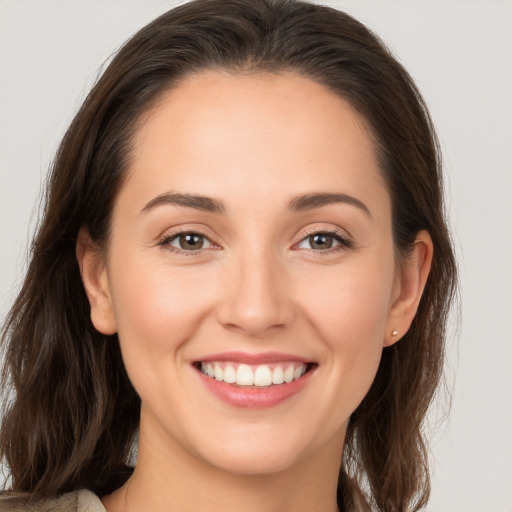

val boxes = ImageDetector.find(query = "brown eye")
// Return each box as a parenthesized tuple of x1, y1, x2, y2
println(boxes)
(296, 231, 351, 251)
(167, 232, 212, 251)
(308, 233, 334, 250)
(180, 234, 204, 250)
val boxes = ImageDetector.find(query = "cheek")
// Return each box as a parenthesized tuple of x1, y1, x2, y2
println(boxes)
(301, 256, 394, 341)
(108, 251, 217, 367)
(298, 257, 394, 406)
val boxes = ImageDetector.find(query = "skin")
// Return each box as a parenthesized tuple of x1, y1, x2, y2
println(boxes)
(77, 71, 432, 512)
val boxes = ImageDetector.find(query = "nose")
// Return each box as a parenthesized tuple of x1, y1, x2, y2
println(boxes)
(215, 249, 295, 338)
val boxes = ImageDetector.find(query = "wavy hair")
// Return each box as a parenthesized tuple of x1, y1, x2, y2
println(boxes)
(0, 1, 457, 510)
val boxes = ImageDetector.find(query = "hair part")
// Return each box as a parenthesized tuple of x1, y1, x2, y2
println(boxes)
(1, 1, 457, 510)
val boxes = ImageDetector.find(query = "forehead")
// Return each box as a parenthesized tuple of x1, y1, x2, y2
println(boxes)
(123, 70, 388, 214)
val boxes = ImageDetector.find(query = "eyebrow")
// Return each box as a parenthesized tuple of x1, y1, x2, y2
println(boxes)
(140, 192, 226, 215)
(288, 193, 371, 217)
(140, 191, 370, 217)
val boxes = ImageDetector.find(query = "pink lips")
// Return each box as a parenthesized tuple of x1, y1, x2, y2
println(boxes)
(193, 351, 316, 409)
(199, 351, 311, 364)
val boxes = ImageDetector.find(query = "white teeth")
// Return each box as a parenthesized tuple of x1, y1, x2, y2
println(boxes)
(236, 364, 254, 386)
(214, 364, 223, 381)
(223, 365, 236, 384)
(272, 366, 284, 385)
(284, 365, 294, 383)
(200, 362, 309, 386)
(254, 365, 272, 387)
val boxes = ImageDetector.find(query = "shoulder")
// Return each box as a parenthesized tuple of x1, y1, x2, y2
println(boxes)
(77, 490, 106, 512)
(0, 489, 105, 512)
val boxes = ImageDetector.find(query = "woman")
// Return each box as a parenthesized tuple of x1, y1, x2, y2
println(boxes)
(0, 0, 457, 510)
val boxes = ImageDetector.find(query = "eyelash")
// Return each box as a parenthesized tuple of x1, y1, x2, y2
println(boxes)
(158, 228, 353, 255)
(158, 229, 217, 256)
(298, 228, 353, 253)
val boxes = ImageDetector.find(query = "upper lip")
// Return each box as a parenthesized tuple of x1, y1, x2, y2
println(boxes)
(195, 351, 313, 365)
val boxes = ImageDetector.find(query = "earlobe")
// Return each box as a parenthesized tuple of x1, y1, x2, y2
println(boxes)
(384, 230, 433, 347)
(76, 227, 117, 335)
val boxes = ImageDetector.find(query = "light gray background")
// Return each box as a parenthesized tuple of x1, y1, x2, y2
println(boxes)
(1, 1, 511, 510)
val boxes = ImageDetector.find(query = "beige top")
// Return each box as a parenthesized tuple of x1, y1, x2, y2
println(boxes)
(0, 489, 105, 512)
(0, 489, 367, 511)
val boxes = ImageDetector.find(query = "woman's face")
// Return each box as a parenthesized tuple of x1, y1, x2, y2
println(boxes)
(83, 71, 418, 476)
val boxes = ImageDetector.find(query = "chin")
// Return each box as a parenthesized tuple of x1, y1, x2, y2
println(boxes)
(188, 424, 323, 477)
(203, 445, 304, 476)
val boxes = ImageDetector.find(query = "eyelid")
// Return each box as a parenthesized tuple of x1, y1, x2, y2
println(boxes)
(157, 226, 221, 254)
(292, 225, 353, 252)
(156, 223, 353, 255)
(168, 233, 213, 250)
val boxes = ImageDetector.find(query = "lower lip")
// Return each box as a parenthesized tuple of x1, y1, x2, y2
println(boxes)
(196, 367, 315, 409)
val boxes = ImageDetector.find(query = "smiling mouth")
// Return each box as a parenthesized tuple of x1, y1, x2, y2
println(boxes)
(194, 361, 316, 388)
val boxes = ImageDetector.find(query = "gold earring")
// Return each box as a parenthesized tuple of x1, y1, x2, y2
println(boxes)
(391, 330, 398, 337)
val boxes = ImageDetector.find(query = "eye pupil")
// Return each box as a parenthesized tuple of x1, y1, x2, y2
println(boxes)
(310, 234, 333, 250)
(180, 233, 203, 250)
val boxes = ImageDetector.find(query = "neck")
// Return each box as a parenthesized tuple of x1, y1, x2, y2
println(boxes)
(102, 410, 344, 512)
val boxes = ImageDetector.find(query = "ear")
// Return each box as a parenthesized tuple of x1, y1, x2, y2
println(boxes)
(76, 227, 117, 335)
(384, 230, 433, 347)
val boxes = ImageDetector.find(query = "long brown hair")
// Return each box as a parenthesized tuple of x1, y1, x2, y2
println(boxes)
(0, 1, 457, 510)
